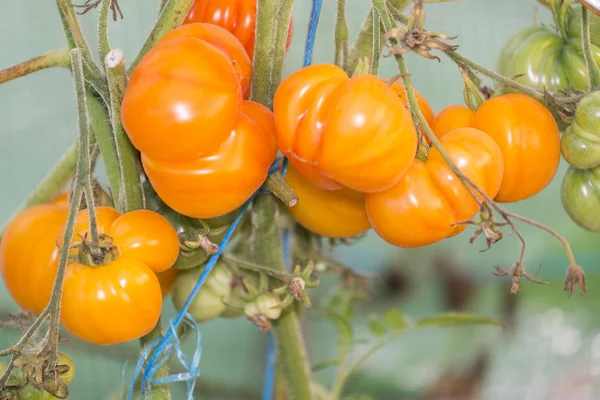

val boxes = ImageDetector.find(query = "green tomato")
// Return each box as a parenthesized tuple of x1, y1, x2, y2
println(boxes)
(498, 6, 600, 92)
(171, 261, 233, 322)
(561, 165, 600, 232)
(561, 91, 600, 168)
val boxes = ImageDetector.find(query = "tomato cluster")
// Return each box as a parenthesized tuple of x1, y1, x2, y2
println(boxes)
(0, 199, 180, 345)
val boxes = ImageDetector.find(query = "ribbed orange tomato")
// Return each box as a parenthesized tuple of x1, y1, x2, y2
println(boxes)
(184, 0, 293, 61)
(366, 128, 504, 248)
(431, 105, 477, 142)
(274, 65, 418, 193)
(0, 203, 68, 314)
(142, 101, 277, 218)
(284, 165, 370, 238)
(121, 23, 251, 162)
(386, 80, 435, 142)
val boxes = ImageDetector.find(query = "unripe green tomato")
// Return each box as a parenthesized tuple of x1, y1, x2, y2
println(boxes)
(561, 91, 600, 168)
(55, 353, 75, 386)
(17, 386, 60, 400)
(244, 293, 282, 320)
(171, 261, 233, 322)
(220, 271, 260, 319)
(498, 6, 600, 92)
(561, 165, 600, 232)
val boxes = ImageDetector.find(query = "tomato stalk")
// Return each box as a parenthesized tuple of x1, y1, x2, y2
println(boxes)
(580, 7, 600, 90)
(128, 0, 196, 73)
(376, 0, 584, 295)
(0, 49, 71, 84)
(262, 172, 299, 208)
(98, 0, 113, 72)
(334, 0, 350, 69)
(371, 7, 382, 75)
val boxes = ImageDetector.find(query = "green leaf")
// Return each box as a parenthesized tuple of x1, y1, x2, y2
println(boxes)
(325, 311, 354, 347)
(416, 312, 503, 329)
(384, 309, 408, 330)
(368, 314, 387, 337)
(312, 357, 340, 372)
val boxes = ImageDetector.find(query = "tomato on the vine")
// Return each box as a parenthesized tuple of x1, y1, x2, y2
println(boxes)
(386, 79, 435, 143)
(561, 165, 600, 232)
(274, 64, 418, 193)
(431, 105, 476, 141)
(184, 0, 293, 61)
(0, 203, 68, 315)
(561, 91, 600, 169)
(284, 165, 370, 238)
(366, 127, 504, 248)
(156, 268, 179, 297)
(142, 101, 277, 219)
(497, 5, 600, 92)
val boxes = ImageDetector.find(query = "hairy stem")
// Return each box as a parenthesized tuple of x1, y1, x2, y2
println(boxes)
(348, 9, 374, 74)
(250, 0, 295, 109)
(581, 7, 600, 90)
(129, 0, 195, 73)
(105, 49, 144, 212)
(262, 172, 298, 208)
(371, 6, 382, 75)
(98, 0, 112, 72)
(334, 0, 350, 68)
(0, 49, 70, 84)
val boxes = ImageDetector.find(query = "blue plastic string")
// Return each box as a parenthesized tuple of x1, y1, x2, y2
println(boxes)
(262, 332, 277, 400)
(303, 0, 324, 67)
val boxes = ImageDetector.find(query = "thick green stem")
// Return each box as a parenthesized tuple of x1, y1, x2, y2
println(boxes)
(581, 7, 600, 90)
(371, 7, 382, 75)
(129, 0, 195, 73)
(250, 196, 313, 400)
(98, 0, 112, 72)
(250, 0, 294, 109)
(262, 172, 298, 208)
(0, 49, 70, 84)
(105, 49, 144, 212)
(334, 0, 350, 68)
(348, 9, 374, 74)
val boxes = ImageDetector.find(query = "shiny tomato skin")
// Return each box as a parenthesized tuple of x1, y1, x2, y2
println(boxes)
(386, 80, 435, 142)
(109, 210, 180, 273)
(366, 127, 504, 248)
(156, 267, 179, 297)
(475, 94, 560, 203)
(61, 257, 162, 345)
(184, 0, 293, 61)
(284, 165, 370, 238)
(121, 25, 245, 162)
(142, 101, 277, 219)
(561, 90, 600, 169)
(432, 105, 477, 141)
(0, 204, 67, 314)
(70, 206, 120, 242)
(561, 165, 600, 232)
(274, 64, 418, 193)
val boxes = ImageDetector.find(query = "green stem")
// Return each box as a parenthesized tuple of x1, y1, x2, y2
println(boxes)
(98, 0, 112, 72)
(0, 49, 70, 84)
(334, 0, 350, 68)
(581, 7, 600, 90)
(250, 196, 313, 400)
(371, 6, 382, 75)
(158, 0, 169, 15)
(105, 49, 144, 212)
(348, 9, 374, 74)
(262, 172, 298, 207)
(129, 0, 195, 73)
(250, 0, 294, 109)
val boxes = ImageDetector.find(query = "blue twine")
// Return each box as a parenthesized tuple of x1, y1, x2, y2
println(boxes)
(303, 0, 324, 67)
(130, 0, 325, 395)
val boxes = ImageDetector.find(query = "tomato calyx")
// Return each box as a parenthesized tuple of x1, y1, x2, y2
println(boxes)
(564, 264, 587, 296)
(70, 233, 120, 267)
(453, 203, 506, 252)
(12, 350, 74, 399)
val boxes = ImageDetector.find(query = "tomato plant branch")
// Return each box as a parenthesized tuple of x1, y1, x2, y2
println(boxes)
(222, 253, 294, 281)
(105, 49, 144, 213)
(0, 49, 70, 84)
(128, 0, 195, 73)
(348, 9, 375, 74)
(335, 0, 350, 69)
(581, 7, 600, 90)
(371, 7, 382, 75)
(262, 172, 298, 208)
(98, 0, 112, 72)
(251, 0, 295, 109)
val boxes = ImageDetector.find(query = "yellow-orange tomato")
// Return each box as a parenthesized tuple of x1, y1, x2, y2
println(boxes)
(142, 101, 277, 218)
(274, 64, 418, 193)
(0, 204, 68, 314)
(431, 105, 477, 142)
(52, 192, 70, 207)
(284, 165, 370, 238)
(366, 128, 504, 248)
(61, 257, 162, 345)
(184, 0, 293, 61)
(386, 79, 435, 141)
(157, 268, 179, 297)
(475, 94, 560, 202)
(121, 23, 250, 162)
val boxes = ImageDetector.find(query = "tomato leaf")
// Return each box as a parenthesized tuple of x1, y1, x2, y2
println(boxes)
(368, 314, 387, 337)
(384, 309, 408, 331)
(416, 312, 503, 329)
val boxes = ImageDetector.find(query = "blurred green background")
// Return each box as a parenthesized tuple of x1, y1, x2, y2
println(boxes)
(1, 0, 600, 399)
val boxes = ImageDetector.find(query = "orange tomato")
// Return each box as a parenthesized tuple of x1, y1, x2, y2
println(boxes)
(184, 0, 294, 61)
(386, 79, 435, 141)
(52, 192, 70, 207)
(274, 64, 418, 193)
(156, 268, 179, 297)
(0, 203, 68, 314)
(121, 23, 250, 162)
(61, 257, 162, 345)
(284, 165, 370, 238)
(431, 105, 477, 142)
(142, 101, 277, 218)
(475, 94, 560, 202)
(366, 128, 504, 248)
